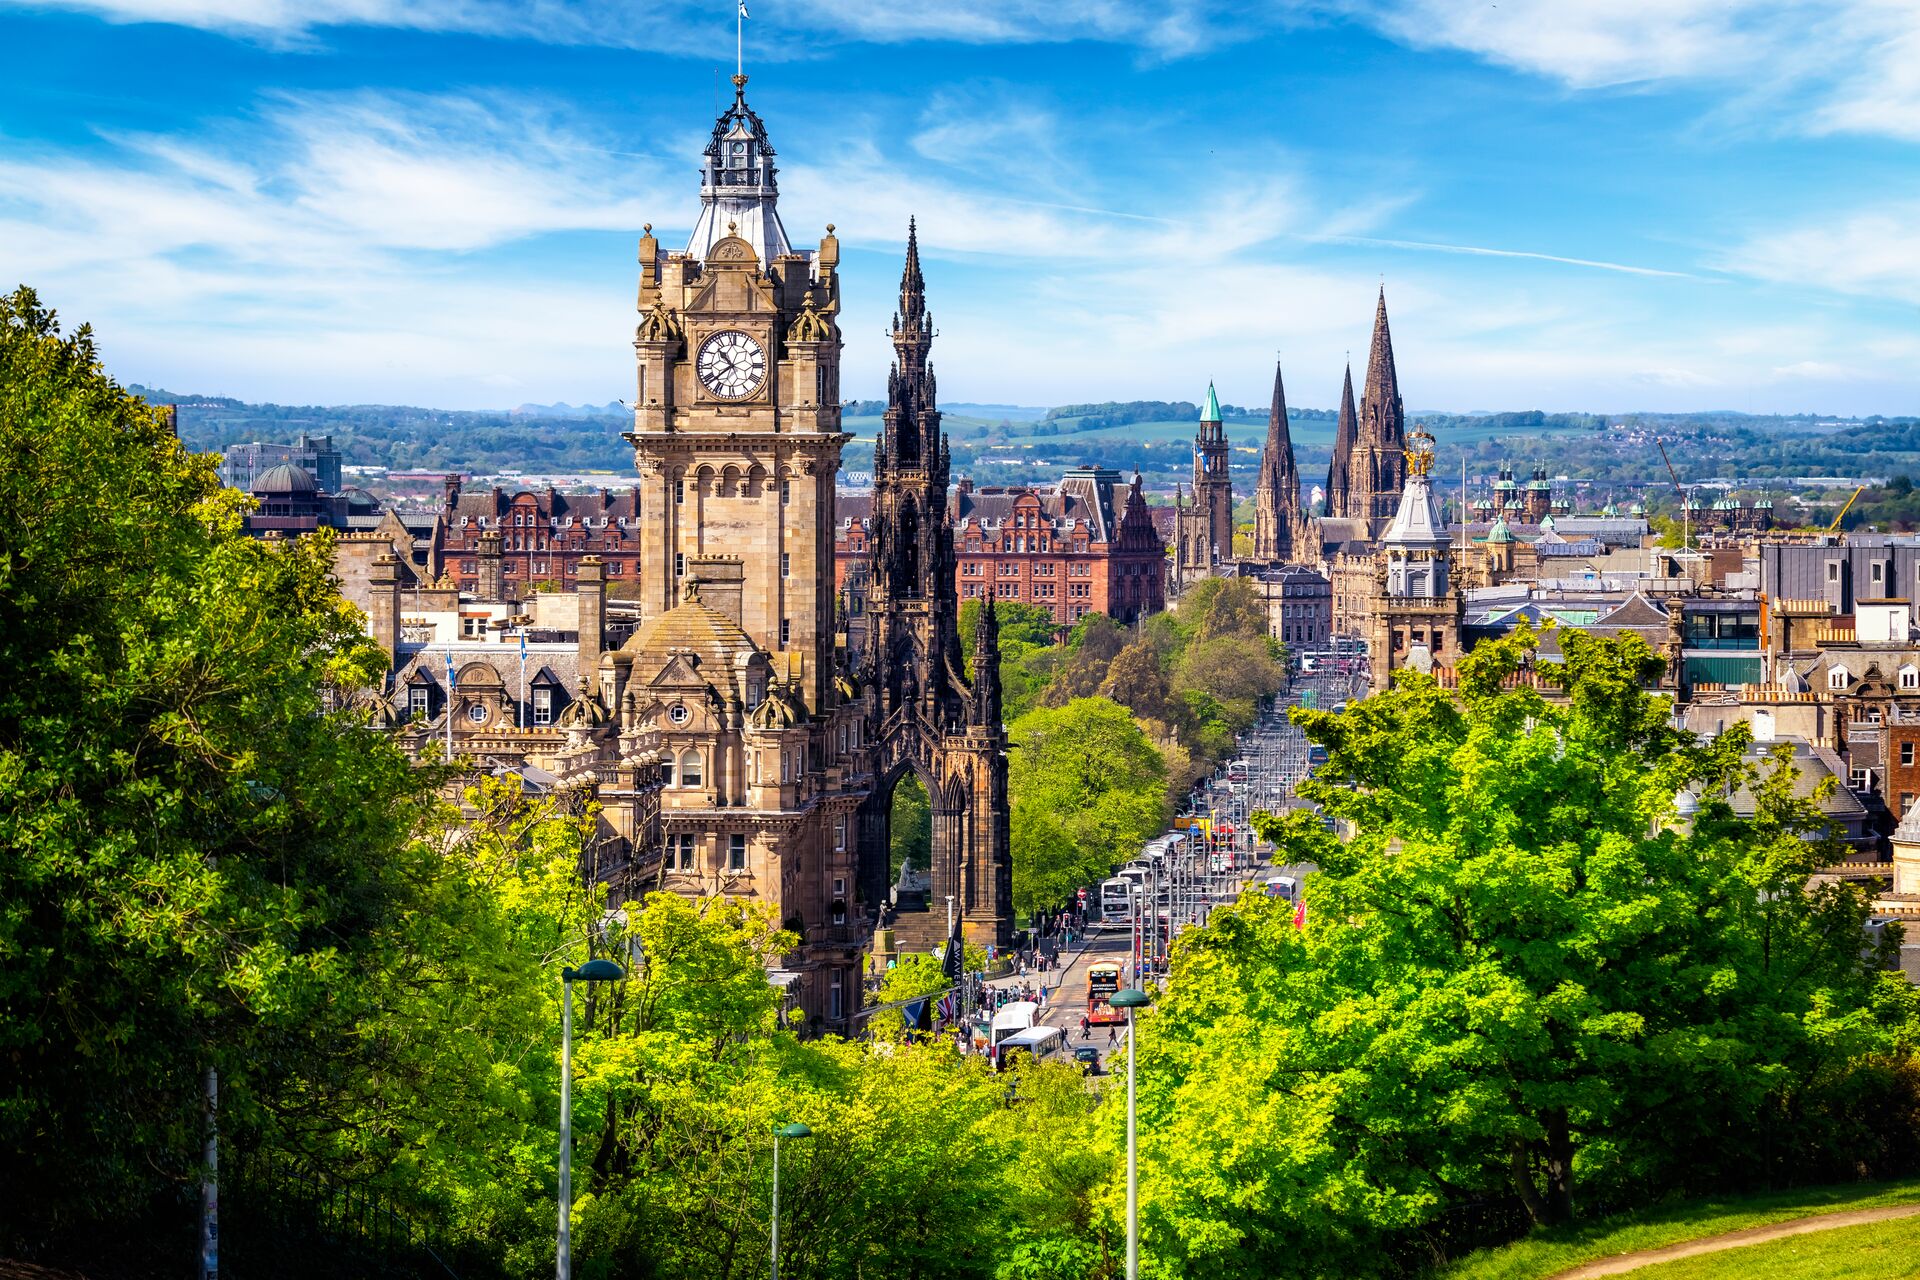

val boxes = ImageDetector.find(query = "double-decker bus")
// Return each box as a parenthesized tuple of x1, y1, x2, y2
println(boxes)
(1086, 960, 1126, 1025)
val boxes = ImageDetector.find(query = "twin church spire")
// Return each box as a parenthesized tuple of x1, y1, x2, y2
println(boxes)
(1324, 287, 1407, 528)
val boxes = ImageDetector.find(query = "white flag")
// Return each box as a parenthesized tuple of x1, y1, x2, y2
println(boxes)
(738, 2, 749, 15)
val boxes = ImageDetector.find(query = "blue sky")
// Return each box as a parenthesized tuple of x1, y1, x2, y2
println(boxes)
(2, 1, 1917, 416)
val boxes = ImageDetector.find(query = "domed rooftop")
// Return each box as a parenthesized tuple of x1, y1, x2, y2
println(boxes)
(621, 583, 761, 673)
(253, 462, 318, 495)
(1486, 515, 1515, 544)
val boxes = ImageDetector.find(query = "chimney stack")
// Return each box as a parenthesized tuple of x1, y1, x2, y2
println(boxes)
(577, 556, 605, 692)
(369, 553, 402, 672)
(476, 529, 504, 602)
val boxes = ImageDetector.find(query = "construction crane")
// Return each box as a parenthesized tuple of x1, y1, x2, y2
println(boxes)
(1826, 485, 1866, 534)
(1655, 439, 1692, 552)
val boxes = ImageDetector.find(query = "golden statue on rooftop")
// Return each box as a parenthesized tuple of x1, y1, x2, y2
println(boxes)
(1406, 425, 1436, 479)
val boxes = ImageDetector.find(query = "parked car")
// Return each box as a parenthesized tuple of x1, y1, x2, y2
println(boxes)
(1073, 1045, 1102, 1075)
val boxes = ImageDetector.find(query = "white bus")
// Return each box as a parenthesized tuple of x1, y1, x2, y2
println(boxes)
(997, 1025, 1066, 1071)
(1098, 877, 1135, 925)
(989, 1001, 1040, 1048)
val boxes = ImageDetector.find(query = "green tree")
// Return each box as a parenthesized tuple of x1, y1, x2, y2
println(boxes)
(962, 598, 1062, 721)
(1098, 637, 1172, 725)
(891, 773, 932, 879)
(0, 287, 435, 1242)
(1008, 698, 1167, 915)
(1116, 628, 1918, 1278)
(1041, 614, 1129, 707)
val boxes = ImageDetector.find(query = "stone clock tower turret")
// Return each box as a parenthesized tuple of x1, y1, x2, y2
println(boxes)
(626, 74, 845, 714)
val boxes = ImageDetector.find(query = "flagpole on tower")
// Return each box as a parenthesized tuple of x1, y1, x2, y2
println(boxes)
(737, 1, 747, 79)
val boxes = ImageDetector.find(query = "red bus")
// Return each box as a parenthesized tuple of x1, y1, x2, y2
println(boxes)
(1086, 960, 1126, 1025)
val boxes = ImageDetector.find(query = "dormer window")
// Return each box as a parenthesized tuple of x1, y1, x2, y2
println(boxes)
(1902, 666, 1919, 691)
(408, 686, 430, 717)
(1830, 666, 1850, 691)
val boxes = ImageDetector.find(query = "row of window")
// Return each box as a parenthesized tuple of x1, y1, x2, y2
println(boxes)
(406, 687, 559, 724)
(965, 540, 1090, 554)
(676, 479, 792, 503)
(1828, 667, 1920, 691)
(667, 832, 748, 871)
(465, 513, 632, 530)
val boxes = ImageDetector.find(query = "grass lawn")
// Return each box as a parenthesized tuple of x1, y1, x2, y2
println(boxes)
(1439, 1179, 1920, 1280)
(1617, 1213, 1920, 1278)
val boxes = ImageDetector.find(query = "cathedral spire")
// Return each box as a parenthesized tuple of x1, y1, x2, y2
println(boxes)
(1327, 363, 1356, 518)
(1362, 287, 1404, 449)
(1253, 359, 1304, 562)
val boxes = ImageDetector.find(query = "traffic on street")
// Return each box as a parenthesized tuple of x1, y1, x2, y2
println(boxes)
(979, 649, 1366, 1077)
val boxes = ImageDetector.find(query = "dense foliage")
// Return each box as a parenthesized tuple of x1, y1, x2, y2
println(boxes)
(976, 580, 1285, 918)
(0, 287, 439, 1251)
(1119, 628, 1920, 1277)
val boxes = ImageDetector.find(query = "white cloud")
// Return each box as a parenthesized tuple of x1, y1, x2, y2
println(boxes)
(1349, 0, 1780, 89)
(0, 0, 1274, 56)
(1343, 0, 1920, 146)
(1719, 202, 1920, 306)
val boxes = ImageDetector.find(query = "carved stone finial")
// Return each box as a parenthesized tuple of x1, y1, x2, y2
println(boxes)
(826, 223, 835, 234)
(643, 222, 652, 233)
(727, 219, 738, 235)
(683, 578, 701, 603)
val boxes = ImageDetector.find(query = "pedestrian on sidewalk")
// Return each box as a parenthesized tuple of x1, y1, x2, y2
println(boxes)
(1107, 1025, 1118, 1046)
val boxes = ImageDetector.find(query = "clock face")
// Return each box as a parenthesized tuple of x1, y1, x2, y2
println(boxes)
(696, 329, 767, 400)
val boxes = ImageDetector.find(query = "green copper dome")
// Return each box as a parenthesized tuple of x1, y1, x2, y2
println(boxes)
(1487, 515, 1515, 544)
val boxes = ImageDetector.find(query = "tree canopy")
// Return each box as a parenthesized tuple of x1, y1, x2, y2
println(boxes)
(1007, 698, 1168, 915)
(0, 286, 437, 1237)
(1117, 628, 1920, 1278)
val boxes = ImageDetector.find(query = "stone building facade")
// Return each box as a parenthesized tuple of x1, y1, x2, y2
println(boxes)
(1246, 562, 1333, 650)
(363, 76, 1013, 1026)
(435, 484, 647, 597)
(835, 465, 1166, 635)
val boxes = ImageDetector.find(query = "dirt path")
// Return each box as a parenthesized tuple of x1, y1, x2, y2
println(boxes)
(1546, 1201, 1920, 1278)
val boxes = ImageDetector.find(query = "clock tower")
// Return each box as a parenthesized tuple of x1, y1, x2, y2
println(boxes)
(627, 73, 845, 712)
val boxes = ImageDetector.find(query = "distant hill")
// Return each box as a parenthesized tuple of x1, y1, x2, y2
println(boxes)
(129, 384, 1916, 497)
(511, 400, 625, 418)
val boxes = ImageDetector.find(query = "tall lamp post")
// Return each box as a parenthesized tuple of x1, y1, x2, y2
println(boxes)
(558, 958, 625, 1280)
(771, 1121, 813, 1280)
(1111, 987, 1151, 1280)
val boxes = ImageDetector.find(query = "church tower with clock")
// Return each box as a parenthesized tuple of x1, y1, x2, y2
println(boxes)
(627, 73, 845, 714)
(598, 72, 1013, 1027)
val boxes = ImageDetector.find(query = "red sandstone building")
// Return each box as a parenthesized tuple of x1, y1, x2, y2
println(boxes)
(836, 465, 1167, 633)
(436, 481, 646, 596)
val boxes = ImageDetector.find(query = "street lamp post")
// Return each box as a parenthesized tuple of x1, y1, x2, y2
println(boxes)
(1111, 987, 1151, 1280)
(771, 1121, 813, 1280)
(558, 958, 625, 1280)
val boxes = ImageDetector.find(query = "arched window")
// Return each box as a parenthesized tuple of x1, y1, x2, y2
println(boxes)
(679, 751, 704, 787)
